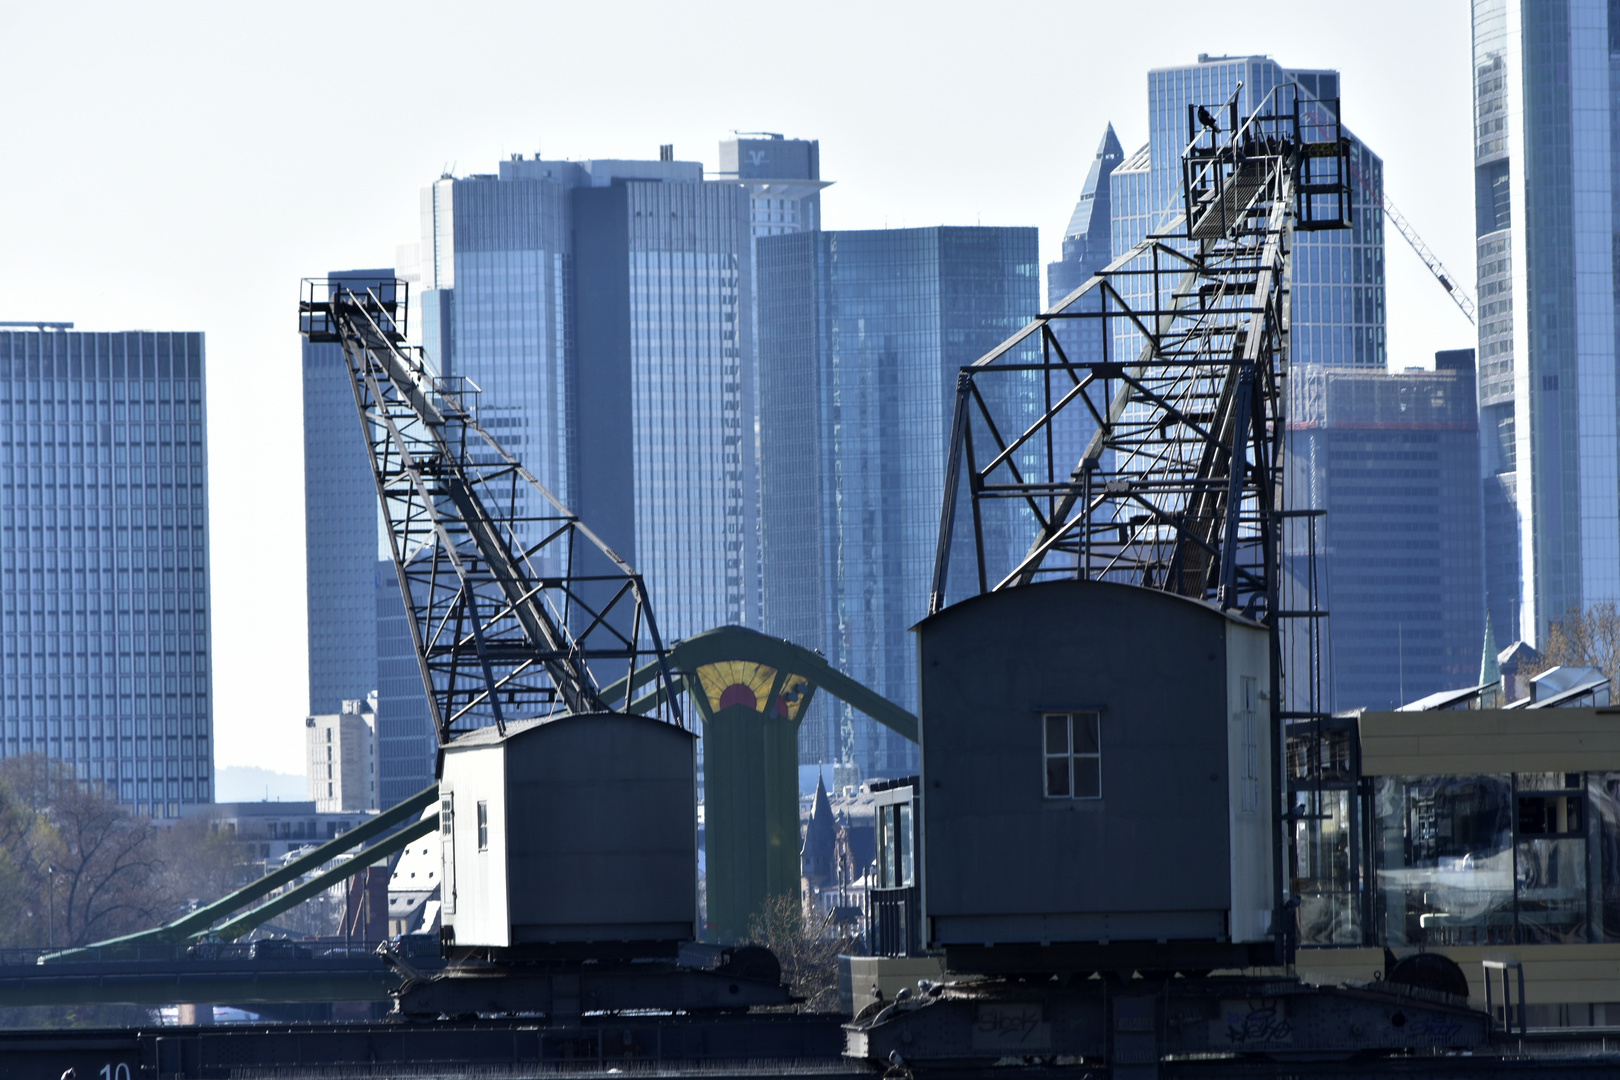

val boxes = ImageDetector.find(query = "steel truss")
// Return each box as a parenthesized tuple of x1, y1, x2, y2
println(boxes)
(929, 84, 1351, 623)
(299, 280, 684, 744)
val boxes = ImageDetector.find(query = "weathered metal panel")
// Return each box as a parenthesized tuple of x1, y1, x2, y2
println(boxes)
(702, 707, 801, 942)
(500, 712, 696, 943)
(439, 741, 510, 947)
(1225, 621, 1274, 943)
(917, 580, 1264, 949)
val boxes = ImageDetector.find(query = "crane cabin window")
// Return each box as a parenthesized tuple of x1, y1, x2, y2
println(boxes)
(1044, 712, 1101, 799)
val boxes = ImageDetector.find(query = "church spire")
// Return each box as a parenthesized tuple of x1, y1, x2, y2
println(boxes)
(1479, 611, 1501, 688)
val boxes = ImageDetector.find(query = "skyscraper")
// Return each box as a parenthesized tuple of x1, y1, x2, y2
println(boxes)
(1047, 124, 1123, 304)
(1471, 0, 1620, 644)
(1045, 124, 1125, 487)
(1286, 354, 1486, 710)
(0, 327, 213, 818)
(375, 555, 434, 806)
(757, 227, 1041, 781)
(718, 135, 827, 239)
(1111, 56, 1386, 370)
(304, 269, 438, 805)
(302, 269, 390, 718)
(416, 142, 819, 645)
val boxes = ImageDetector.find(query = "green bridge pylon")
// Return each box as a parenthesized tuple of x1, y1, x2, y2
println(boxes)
(601, 625, 917, 943)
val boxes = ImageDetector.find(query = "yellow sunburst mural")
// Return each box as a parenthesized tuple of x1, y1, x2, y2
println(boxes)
(694, 661, 812, 721)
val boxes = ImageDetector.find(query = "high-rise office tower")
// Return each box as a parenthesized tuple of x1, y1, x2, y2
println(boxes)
(1471, 0, 1620, 643)
(302, 269, 390, 718)
(1286, 353, 1486, 710)
(416, 142, 818, 644)
(718, 135, 827, 239)
(1045, 124, 1125, 487)
(304, 269, 437, 805)
(375, 555, 434, 806)
(0, 327, 213, 818)
(1111, 56, 1386, 370)
(1048, 124, 1123, 304)
(757, 227, 1041, 782)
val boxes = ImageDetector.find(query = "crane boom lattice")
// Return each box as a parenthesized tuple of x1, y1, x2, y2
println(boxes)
(1382, 194, 1477, 324)
(299, 281, 684, 744)
(930, 84, 1352, 625)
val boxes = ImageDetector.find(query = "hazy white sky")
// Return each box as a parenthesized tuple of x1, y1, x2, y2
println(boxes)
(0, 0, 1476, 775)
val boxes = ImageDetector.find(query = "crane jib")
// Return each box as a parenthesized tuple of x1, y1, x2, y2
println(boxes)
(297, 279, 685, 745)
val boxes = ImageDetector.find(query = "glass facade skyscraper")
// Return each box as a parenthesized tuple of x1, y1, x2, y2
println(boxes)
(1471, 0, 1620, 644)
(718, 136, 826, 239)
(0, 328, 212, 818)
(757, 227, 1041, 782)
(1111, 56, 1386, 371)
(304, 269, 437, 805)
(375, 556, 434, 806)
(302, 269, 391, 719)
(416, 146, 823, 645)
(1044, 124, 1124, 495)
(1286, 354, 1486, 711)
(1048, 124, 1123, 304)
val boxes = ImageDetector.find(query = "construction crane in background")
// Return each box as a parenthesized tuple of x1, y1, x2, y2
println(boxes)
(1382, 193, 1477, 324)
(1343, 151, 1477, 325)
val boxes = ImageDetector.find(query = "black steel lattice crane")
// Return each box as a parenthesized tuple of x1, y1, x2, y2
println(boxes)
(930, 82, 1351, 626)
(298, 282, 684, 750)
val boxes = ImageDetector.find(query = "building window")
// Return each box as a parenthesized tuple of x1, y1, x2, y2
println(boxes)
(477, 801, 489, 851)
(876, 801, 914, 887)
(1044, 712, 1101, 799)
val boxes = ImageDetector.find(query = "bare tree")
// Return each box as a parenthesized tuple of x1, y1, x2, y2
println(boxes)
(747, 893, 857, 1013)
(1528, 602, 1620, 687)
(0, 756, 169, 946)
(153, 816, 253, 910)
(0, 756, 244, 949)
(50, 782, 169, 946)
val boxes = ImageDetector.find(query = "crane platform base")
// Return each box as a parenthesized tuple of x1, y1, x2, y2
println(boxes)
(845, 973, 1490, 1075)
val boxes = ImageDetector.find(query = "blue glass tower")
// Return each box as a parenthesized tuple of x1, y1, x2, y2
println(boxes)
(1047, 124, 1123, 304)
(304, 269, 438, 803)
(1110, 56, 1385, 370)
(1471, 0, 1620, 645)
(375, 556, 434, 805)
(1044, 124, 1124, 505)
(418, 149, 817, 644)
(0, 327, 212, 818)
(757, 227, 1041, 782)
(1286, 354, 1486, 709)
(302, 269, 390, 718)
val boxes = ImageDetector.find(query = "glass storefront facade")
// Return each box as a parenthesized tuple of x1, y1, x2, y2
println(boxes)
(1290, 721, 1620, 947)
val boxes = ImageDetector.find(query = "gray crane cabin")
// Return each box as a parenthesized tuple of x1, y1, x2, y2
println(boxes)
(915, 579, 1275, 973)
(437, 712, 697, 954)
